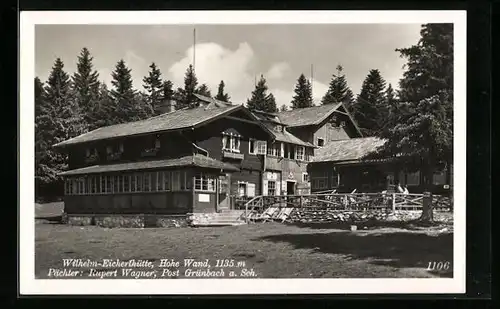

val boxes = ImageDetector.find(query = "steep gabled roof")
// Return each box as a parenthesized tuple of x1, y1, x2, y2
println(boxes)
(58, 154, 239, 176)
(53, 99, 278, 148)
(276, 103, 342, 127)
(312, 137, 387, 163)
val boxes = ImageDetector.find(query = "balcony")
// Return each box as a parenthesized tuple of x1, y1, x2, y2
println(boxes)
(107, 152, 122, 161)
(223, 150, 244, 160)
(84, 154, 99, 164)
(141, 148, 159, 158)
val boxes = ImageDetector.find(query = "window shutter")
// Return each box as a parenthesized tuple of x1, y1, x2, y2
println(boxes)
(262, 180, 268, 196)
(247, 183, 256, 197)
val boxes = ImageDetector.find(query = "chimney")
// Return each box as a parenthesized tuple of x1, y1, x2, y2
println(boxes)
(157, 100, 177, 114)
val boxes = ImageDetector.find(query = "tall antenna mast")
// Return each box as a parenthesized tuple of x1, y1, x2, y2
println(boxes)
(193, 28, 196, 72)
(310, 64, 314, 101)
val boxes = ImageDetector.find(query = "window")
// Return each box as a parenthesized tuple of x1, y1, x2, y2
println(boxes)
(305, 148, 313, 162)
(330, 171, 340, 188)
(123, 175, 130, 192)
(137, 174, 144, 191)
(238, 182, 247, 197)
(340, 121, 346, 127)
(101, 176, 106, 193)
(91, 176, 97, 194)
(157, 172, 163, 191)
(433, 170, 447, 185)
(311, 171, 329, 190)
(295, 146, 305, 161)
(163, 171, 171, 191)
(155, 138, 161, 149)
(172, 171, 181, 191)
(302, 173, 309, 182)
(256, 140, 267, 155)
(267, 142, 282, 157)
(222, 133, 241, 152)
(194, 173, 216, 192)
(180, 172, 187, 191)
(267, 181, 276, 196)
(406, 171, 421, 186)
(249, 139, 256, 155)
(130, 175, 136, 192)
(106, 146, 112, 154)
(119, 143, 124, 153)
(317, 138, 325, 147)
(143, 173, 151, 191)
(85, 148, 91, 157)
(113, 175, 120, 193)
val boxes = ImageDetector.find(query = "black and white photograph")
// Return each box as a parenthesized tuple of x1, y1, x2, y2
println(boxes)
(20, 11, 466, 294)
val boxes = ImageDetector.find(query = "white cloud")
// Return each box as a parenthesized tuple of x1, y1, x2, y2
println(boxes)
(167, 42, 332, 108)
(168, 42, 255, 103)
(266, 62, 291, 80)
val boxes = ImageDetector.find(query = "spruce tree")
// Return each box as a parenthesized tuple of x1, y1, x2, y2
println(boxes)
(265, 93, 278, 113)
(110, 59, 138, 122)
(91, 82, 117, 128)
(246, 75, 277, 113)
(379, 24, 453, 221)
(36, 58, 86, 198)
(215, 80, 230, 102)
(352, 69, 387, 136)
(175, 64, 198, 108)
(196, 83, 212, 97)
(321, 65, 353, 105)
(72, 47, 100, 125)
(280, 104, 288, 112)
(291, 73, 313, 109)
(142, 62, 163, 115)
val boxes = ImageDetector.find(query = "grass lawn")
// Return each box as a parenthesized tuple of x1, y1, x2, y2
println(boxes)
(35, 203, 453, 279)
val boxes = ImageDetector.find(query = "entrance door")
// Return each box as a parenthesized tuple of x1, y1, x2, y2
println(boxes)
(217, 174, 230, 211)
(287, 181, 296, 195)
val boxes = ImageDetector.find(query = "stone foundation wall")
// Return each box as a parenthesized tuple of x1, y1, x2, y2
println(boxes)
(287, 209, 453, 224)
(64, 213, 188, 228)
(186, 213, 219, 226)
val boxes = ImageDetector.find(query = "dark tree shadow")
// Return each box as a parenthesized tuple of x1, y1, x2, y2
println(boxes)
(255, 231, 453, 277)
(35, 215, 64, 224)
(285, 219, 451, 231)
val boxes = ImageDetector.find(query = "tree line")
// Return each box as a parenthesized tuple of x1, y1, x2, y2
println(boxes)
(35, 23, 452, 202)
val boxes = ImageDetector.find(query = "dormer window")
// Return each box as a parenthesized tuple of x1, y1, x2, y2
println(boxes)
(317, 138, 325, 147)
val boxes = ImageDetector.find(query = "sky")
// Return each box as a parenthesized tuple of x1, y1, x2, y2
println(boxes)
(35, 24, 422, 108)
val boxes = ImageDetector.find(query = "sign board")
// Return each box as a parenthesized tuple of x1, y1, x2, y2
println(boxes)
(288, 172, 294, 179)
(198, 194, 210, 203)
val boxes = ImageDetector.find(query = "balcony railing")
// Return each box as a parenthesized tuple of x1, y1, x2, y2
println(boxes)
(223, 150, 244, 160)
(107, 152, 122, 161)
(84, 154, 99, 164)
(141, 148, 159, 157)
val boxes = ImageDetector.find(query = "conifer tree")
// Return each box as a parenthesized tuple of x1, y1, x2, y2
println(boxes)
(110, 59, 139, 122)
(175, 64, 198, 108)
(90, 82, 117, 128)
(291, 73, 313, 109)
(215, 80, 230, 102)
(379, 24, 453, 221)
(142, 62, 164, 115)
(36, 58, 86, 198)
(352, 69, 388, 136)
(321, 65, 354, 105)
(246, 75, 277, 113)
(72, 47, 100, 125)
(280, 104, 288, 112)
(196, 83, 212, 97)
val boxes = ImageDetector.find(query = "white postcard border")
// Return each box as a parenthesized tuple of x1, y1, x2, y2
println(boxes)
(20, 10, 467, 295)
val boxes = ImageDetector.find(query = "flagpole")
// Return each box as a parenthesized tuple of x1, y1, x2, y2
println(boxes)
(310, 64, 314, 102)
(193, 28, 196, 72)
